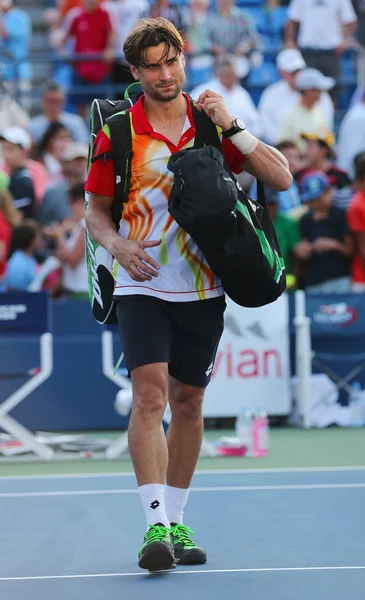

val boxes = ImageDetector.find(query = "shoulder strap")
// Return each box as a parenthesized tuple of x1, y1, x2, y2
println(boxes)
(106, 110, 133, 229)
(189, 97, 222, 151)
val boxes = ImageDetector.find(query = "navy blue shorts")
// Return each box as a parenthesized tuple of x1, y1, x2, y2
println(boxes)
(115, 294, 226, 388)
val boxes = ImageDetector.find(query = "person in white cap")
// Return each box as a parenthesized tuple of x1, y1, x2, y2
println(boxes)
(277, 68, 335, 153)
(258, 49, 334, 145)
(0, 127, 36, 219)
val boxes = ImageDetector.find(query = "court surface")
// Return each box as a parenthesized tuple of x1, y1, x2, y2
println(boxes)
(1, 467, 365, 600)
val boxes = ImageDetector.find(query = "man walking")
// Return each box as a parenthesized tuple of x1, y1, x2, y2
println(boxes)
(85, 17, 291, 572)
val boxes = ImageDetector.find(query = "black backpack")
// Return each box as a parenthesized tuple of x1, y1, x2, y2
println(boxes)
(85, 83, 223, 324)
(167, 144, 286, 307)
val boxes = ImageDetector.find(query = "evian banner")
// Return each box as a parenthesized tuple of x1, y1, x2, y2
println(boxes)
(204, 294, 291, 417)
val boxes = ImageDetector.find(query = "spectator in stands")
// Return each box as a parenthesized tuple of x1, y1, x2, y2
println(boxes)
(347, 155, 365, 292)
(1, 220, 40, 291)
(29, 83, 89, 145)
(0, 0, 32, 110)
(353, 1, 365, 89)
(144, 0, 188, 35)
(60, 0, 116, 119)
(297, 130, 352, 209)
(251, 140, 303, 215)
(36, 122, 72, 182)
(206, 0, 262, 80)
(185, 0, 212, 88)
(0, 128, 36, 220)
(103, 0, 148, 92)
(39, 142, 88, 225)
(189, 55, 262, 137)
(277, 68, 335, 153)
(265, 186, 302, 286)
(0, 187, 21, 286)
(296, 172, 352, 293)
(337, 92, 365, 179)
(285, 0, 357, 83)
(43, 182, 88, 298)
(258, 49, 334, 145)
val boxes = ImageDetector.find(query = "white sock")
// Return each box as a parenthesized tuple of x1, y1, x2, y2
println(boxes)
(165, 485, 190, 525)
(139, 483, 170, 529)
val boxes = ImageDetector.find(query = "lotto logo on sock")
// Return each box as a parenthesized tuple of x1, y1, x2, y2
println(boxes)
(150, 500, 160, 509)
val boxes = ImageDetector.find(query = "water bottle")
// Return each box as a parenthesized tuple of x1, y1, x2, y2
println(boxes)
(349, 382, 365, 427)
(252, 407, 269, 457)
(235, 407, 253, 456)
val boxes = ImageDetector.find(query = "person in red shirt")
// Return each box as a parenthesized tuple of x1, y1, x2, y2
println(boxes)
(347, 155, 365, 292)
(0, 187, 22, 284)
(61, 0, 116, 118)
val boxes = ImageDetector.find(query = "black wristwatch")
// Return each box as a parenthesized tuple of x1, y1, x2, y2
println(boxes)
(222, 118, 246, 139)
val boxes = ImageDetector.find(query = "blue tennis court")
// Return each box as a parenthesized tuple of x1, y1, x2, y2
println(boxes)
(1, 467, 365, 599)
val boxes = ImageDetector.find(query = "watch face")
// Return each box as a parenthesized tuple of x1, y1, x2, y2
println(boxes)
(234, 118, 245, 130)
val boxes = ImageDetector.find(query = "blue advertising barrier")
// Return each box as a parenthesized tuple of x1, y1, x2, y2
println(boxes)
(289, 293, 365, 404)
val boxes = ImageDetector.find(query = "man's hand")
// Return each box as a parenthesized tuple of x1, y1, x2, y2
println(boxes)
(113, 238, 161, 282)
(195, 89, 233, 131)
(312, 237, 339, 253)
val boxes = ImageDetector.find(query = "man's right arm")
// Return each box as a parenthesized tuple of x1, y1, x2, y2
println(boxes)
(85, 192, 120, 255)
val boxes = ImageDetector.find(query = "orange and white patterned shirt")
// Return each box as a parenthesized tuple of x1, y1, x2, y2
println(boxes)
(85, 93, 246, 302)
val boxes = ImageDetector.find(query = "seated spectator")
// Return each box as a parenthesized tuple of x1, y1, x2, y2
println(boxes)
(185, 0, 212, 88)
(251, 140, 303, 216)
(0, 128, 36, 220)
(0, 188, 21, 286)
(29, 83, 89, 145)
(43, 182, 88, 298)
(36, 122, 72, 181)
(39, 142, 88, 225)
(258, 49, 334, 145)
(347, 155, 365, 293)
(190, 56, 262, 137)
(0, 0, 32, 110)
(206, 0, 262, 80)
(60, 0, 116, 119)
(1, 220, 40, 291)
(337, 92, 365, 180)
(296, 172, 352, 294)
(265, 186, 302, 289)
(277, 68, 335, 153)
(144, 0, 188, 35)
(297, 130, 352, 209)
(102, 0, 148, 93)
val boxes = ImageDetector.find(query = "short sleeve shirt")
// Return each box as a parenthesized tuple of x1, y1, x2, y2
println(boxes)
(85, 93, 246, 302)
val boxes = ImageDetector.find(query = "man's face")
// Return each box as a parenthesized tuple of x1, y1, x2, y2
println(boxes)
(2, 141, 26, 170)
(303, 89, 322, 104)
(281, 146, 301, 175)
(62, 157, 87, 179)
(305, 139, 324, 165)
(43, 90, 64, 117)
(281, 69, 300, 89)
(219, 65, 236, 90)
(131, 43, 186, 102)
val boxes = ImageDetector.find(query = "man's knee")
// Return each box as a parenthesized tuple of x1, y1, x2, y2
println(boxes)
(131, 364, 168, 416)
(170, 381, 205, 420)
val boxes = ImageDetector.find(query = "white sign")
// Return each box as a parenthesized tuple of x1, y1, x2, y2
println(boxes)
(204, 294, 291, 417)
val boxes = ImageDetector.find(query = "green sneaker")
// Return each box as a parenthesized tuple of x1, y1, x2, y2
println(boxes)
(170, 523, 207, 565)
(138, 524, 176, 571)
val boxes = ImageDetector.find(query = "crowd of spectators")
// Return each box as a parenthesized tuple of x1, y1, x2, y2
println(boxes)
(1, 0, 365, 297)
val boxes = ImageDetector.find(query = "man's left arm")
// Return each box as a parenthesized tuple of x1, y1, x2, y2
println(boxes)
(196, 89, 292, 191)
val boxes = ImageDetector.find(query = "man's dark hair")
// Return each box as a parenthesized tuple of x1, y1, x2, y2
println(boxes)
(276, 140, 299, 153)
(123, 17, 184, 67)
(69, 181, 86, 203)
(44, 82, 64, 94)
(355, 154, 365, 181)
(9, 220, 38, 255)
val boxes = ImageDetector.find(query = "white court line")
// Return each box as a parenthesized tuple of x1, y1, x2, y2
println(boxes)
(1, 482, 365, 498)
(1, 565, 365, 582)
(2, 465, 365, 481)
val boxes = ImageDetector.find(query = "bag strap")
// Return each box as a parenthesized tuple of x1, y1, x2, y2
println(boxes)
(189, 97, 222, 151)
(105, 110, 133, 229)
